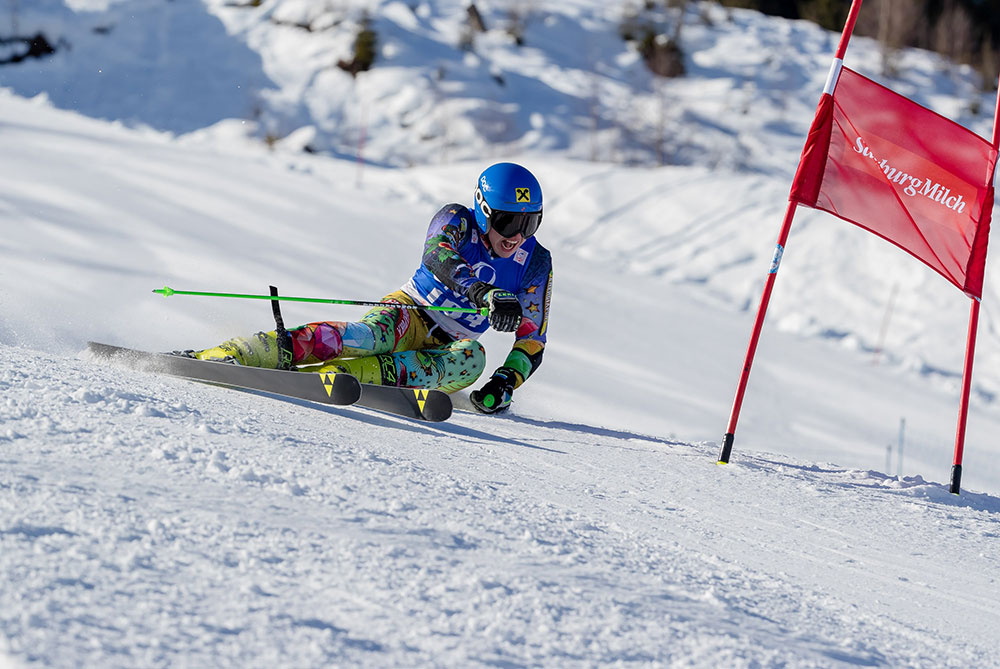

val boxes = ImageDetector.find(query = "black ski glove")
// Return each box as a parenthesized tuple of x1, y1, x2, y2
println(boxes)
(467, 282, 522, 332)
(470, 367, 519, 414)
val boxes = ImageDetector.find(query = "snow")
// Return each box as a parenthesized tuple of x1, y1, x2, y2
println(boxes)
(5, 343, 1000, 666)
(3, 1, 1000, 666)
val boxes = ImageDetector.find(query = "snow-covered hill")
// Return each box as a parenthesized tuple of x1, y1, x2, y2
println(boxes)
(3, 80, 1000, 668)
(4, 1, 1000, 665)
(4, 343, 1000, 667)
(5, 0, 992, 169)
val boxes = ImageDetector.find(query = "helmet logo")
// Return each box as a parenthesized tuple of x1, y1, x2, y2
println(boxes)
(475, 187, 492, 221)
(516, 187, 531, 203)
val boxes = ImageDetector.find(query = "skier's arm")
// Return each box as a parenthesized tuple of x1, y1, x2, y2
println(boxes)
(421, 205, 526, 332)
(471, 249, 551, 413)
(505, 250, 552, 388)
(420, 205, 482, 296)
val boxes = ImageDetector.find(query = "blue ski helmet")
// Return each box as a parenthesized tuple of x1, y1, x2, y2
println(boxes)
(473, 163, 543, 238)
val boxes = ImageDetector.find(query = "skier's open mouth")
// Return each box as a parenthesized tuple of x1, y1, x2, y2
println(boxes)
(499, 237, 520, 253)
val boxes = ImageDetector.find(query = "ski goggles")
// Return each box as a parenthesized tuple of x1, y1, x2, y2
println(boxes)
(490, 209, 542, 239)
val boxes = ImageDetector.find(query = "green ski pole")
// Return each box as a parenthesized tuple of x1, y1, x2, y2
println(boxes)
(153, 286, 488, 316)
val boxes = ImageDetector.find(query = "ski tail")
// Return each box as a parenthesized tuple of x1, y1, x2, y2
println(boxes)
(86, 342, 361, 406)
(356, 384, 452, 422)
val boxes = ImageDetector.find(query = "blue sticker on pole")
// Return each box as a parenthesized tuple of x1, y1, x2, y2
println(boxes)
(769, 244, 784, 274)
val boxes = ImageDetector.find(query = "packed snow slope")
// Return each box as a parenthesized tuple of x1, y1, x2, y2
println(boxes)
(4, 344, 1000, 668)
(3, 84, 1000, 668)
(4, 1, 1000, 666)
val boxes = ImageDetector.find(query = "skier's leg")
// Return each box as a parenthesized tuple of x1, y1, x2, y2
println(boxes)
(312, 338, 486, 392)
(289, 291, 441, 363)
(193, 291, 435, 368)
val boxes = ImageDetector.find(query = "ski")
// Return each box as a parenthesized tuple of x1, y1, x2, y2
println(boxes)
(86, 342, 452, 422)
(87, 342, 361, 406)
(355, 383, 452, 422)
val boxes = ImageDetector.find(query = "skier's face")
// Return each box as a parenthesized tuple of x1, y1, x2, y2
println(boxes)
(487, 227, 524, 258)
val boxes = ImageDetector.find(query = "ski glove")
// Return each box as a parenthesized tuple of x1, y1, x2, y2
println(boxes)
(467, 281, 522, 332)
(470, 367, 519, 414)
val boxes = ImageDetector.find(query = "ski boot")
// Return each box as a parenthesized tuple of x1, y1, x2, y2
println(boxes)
(193, 331, 291, 369)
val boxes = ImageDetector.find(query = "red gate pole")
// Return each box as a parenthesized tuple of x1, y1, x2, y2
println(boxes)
(718, 0, 864, 465)
(718, 203, 796, 464)
(949, 75, 1000, 494)
(950, 300, 980, 493)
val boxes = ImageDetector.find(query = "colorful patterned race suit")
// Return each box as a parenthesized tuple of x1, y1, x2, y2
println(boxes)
(194, 204, 552, 394)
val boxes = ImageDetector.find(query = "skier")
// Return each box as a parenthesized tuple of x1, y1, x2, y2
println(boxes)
(188, 162, 552, 414)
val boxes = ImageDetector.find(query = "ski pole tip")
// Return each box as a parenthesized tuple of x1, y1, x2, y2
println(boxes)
(153, 286, 175, 297)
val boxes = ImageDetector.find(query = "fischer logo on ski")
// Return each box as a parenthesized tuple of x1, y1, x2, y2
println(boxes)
(319, 372, 339, 398)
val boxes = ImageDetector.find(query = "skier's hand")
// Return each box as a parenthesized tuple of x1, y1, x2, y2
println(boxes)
(467, 282, 522, 332)
(485, 289, 522, 332)
(470, 368, 519, 414)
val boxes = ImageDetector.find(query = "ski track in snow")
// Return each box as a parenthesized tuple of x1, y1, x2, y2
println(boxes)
(3, 347, 1000, 667)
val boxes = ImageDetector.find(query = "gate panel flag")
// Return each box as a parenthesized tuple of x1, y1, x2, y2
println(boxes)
(790, 66, 998, 298)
